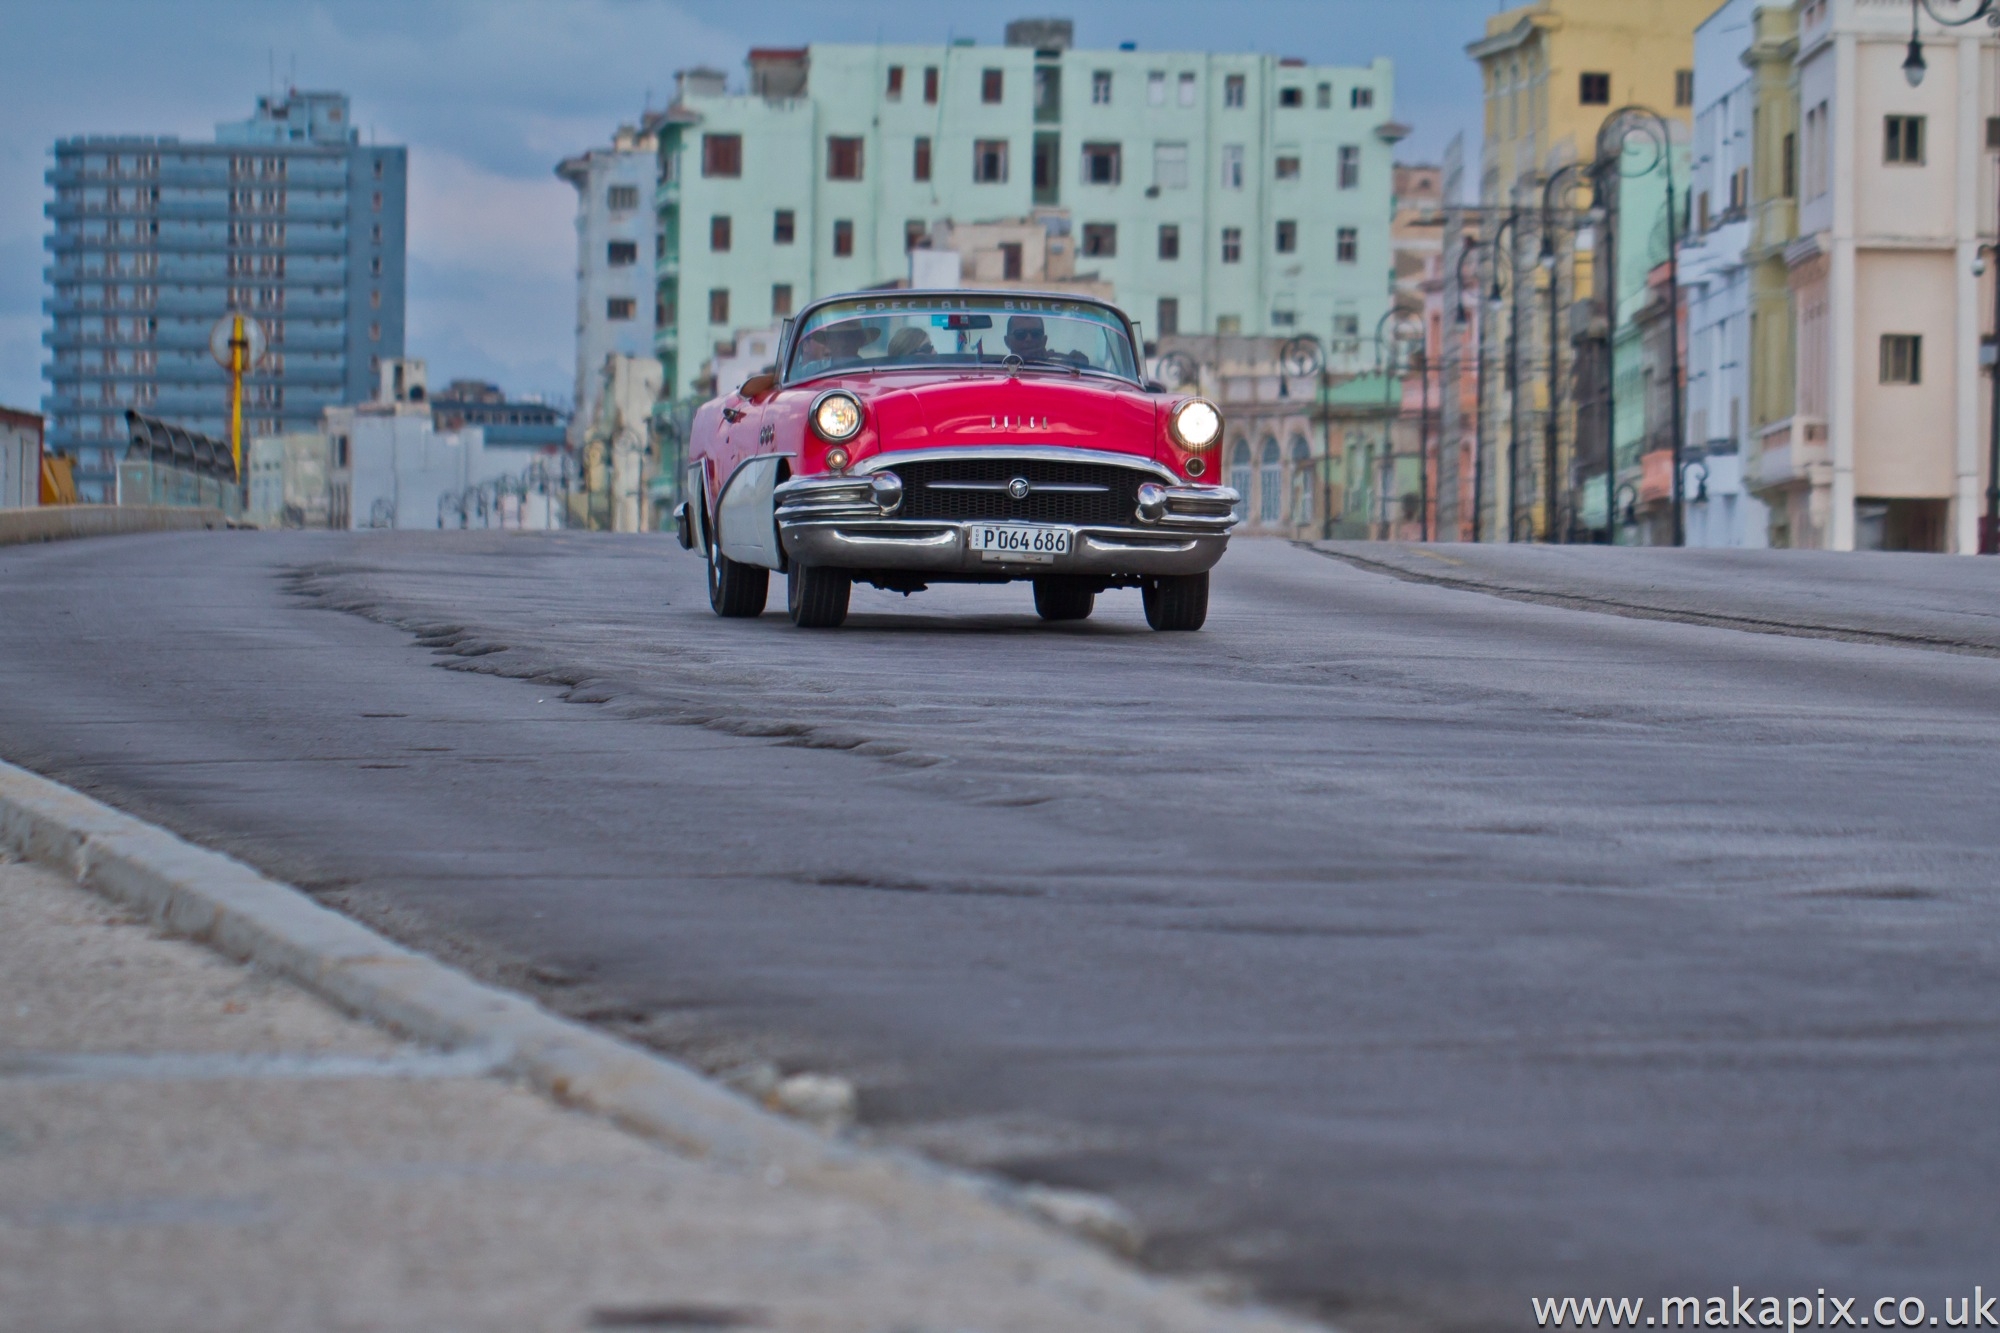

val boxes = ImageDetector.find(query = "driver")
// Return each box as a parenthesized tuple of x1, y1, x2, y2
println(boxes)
(1003, 314, 1085, 367)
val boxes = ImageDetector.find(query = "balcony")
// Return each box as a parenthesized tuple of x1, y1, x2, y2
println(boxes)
(1749, 416, 1828, 492)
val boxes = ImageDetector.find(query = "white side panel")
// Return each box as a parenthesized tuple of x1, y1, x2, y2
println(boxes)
(717, 455, 784, 569)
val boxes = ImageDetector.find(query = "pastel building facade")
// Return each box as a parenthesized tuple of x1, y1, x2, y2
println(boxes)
(652, 24, 1401, 400)
(558, 120, 664, 442)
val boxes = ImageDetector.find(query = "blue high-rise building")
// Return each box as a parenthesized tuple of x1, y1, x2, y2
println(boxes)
(44, 90, 406, 501)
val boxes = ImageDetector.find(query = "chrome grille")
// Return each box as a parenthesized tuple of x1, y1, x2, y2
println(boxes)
(896, 457, 1150, 526)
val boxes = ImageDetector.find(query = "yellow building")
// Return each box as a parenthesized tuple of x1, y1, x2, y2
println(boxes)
(1467, 0, 1716, 540)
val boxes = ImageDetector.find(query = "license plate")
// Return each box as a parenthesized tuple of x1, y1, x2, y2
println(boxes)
(967, 524, 1072, 562)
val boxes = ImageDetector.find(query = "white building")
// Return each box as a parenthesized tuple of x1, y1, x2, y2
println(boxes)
(558, 119, 663, 446)
(1, 406, 41, 508)
(581, 353, 664, 534)
(1678, 0, 1771, 549)
(1766, 0, 1997, 552)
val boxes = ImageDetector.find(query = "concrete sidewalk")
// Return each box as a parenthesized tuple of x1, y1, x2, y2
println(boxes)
(1316, 541, 2000, 655)
(0, 849, 1311, 1333)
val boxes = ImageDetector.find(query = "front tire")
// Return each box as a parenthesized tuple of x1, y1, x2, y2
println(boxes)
(1142, 572, 1209, 632)
(708, 535, 769, 618)
(787, 562, 851, 628)
(1033, 578, 1096, 622)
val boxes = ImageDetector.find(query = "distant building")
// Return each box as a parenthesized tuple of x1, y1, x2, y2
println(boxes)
(428, 379, 568, 452)
(1467, 0, 1714, 542)
(1749, 0, 1997, 552)
(44, 89, 406, 502)
(578, 354, 664, 533)
(653, 29, 1402, 399)
(1676, 0, 1771, 550)
(558, 120, 663, 443)
(1, 407, 42, 509)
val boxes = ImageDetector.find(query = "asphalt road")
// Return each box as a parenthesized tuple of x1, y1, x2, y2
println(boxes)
(3, 531, 1998, 1333)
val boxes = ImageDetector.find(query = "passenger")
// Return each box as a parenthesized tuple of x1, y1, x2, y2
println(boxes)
(884, 327, 937, 360)
(799, 323, 879, 368)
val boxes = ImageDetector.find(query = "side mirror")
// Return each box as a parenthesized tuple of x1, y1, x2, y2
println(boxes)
(739, 371, 777, 400)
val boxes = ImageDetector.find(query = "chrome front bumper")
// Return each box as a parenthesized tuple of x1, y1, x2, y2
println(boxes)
(774, 466, 1237, 580)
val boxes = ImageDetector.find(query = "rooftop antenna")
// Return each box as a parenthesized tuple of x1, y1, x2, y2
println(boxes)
(288, 52, 296, 93)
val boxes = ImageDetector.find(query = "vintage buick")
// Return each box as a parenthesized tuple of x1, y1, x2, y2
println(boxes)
(673, 291, 1238, 630)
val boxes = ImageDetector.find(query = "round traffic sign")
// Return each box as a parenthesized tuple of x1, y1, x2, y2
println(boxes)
(208, 313, 267, 370)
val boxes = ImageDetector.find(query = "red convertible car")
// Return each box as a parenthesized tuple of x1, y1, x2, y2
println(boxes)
(673, 291, 1238, 630)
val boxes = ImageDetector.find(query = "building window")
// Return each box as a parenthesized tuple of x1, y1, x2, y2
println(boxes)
(832, 219, 854, 257)
(1885, 116, 1926, 165)
(708, 289, 729, 325)
(607, 184, 640, 211)
(973, 139, 1009, 183)
(924, 66, 939, 104)
(1334, 313, 1360, 340)
(1317, 82, 1332, 109)
(1880, 334, 1922, 385)
(886, 65, 904, 100)
(607, 297, 636, 321)
(1337, 227, 1358, 263)
(1000, 241, 1023, 279)
(371, 191, 382, 211)
(1339, 145, 1361, 189)
(610, 239, 640, 265)
(1352, 86, 1374, 109)
(981, 69, 1003, 103)
(772, 283, 793, 317)
(369, 322, 382, 341)
(656, 300, 666, 327)
(370, 223, 382, 244)
(373, 159, 384, 179)
(905, 219, 928, 252)
(1221, 227, 1242, 263)
(1228, 440, 1251, 513)
(1275, 219, 1297, 254)
(1675, 70, 1695, 108)
(1082, 142, 1122, 185)
(1989, 117, 2000, 150)
(827, 136, 864, 181)
(370, 289, 381, 309)
(1158, 224, 1180, 260)
(1275, 154, 1302, 181)
(1782, 132, 1796, 198)
(708, 217, 730, 252)
(1221, 144, 1245, 190)
(702, 133, 742, 178)
(1580, 73, 1611, 106)
(1224, 74, 1246, 108)
(370, 255, 382, 276)
(1259, 438, 1282, 523)
(1082, 223, 1117, 257)
(1179, 72, 1197, 106)
(1279, 86, 1303, 109)
(914, 136, 933, 181)
(1271, 309, 1297, 327)
(1092, 70, 1112, 104)
(774, 209, 795, 244)
(1154, 141, 1189, 189)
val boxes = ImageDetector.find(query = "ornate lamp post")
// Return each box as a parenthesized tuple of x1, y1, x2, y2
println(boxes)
(1539, 162, 1593, 543)
(1455, 237, 1490, 542)
(1903, 0, 2000, 551)
(1596, 106, 1688, 546)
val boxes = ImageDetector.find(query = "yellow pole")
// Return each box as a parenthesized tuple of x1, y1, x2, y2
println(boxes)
(229, 313, 246, 500)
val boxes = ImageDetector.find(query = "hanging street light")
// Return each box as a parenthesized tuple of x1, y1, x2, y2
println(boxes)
(1903, 0, 1997, 89)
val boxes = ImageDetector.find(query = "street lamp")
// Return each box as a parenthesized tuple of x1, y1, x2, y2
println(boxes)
(1481, 211, 1526, 543)
(1597, 106, 1688, 547)
(1456, 237, 1491, 542)
(1903, 0, 1998, 89)
(1540, 162, 1592, 543)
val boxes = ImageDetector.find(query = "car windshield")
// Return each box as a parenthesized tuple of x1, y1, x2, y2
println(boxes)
(786, 295, 1139, 384)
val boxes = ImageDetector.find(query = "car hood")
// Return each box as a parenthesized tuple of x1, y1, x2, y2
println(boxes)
(855, 373, 1162, 464)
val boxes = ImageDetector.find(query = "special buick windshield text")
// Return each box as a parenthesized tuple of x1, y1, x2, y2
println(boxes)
(673, 291, 1239, 630)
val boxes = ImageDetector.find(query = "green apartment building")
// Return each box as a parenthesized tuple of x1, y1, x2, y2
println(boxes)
(652, 21, 1401, 400)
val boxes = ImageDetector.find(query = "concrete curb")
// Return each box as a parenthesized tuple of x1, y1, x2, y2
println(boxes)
(0, 505, 229, 547)
(0, 755, 844, 1173)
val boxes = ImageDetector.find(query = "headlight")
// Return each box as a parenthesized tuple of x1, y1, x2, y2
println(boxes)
(811, 390, 863, 442)
(1169, 398, 1222, 451)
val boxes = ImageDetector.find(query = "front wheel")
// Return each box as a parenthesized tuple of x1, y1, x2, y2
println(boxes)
(787, 562, 851, 628)
(1142, 572, 1209, 632)
(1033, 578, 1096, 622)
(708, 536, 769, 618)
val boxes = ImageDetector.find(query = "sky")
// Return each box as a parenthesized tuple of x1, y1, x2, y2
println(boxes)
(0, 0, 1502, 415)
